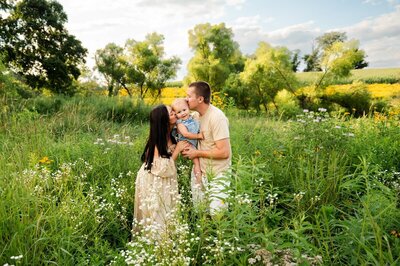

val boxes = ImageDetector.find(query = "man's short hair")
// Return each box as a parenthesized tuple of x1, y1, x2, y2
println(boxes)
(189, 81, 211, 104)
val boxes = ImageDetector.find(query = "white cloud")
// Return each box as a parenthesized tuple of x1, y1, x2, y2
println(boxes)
(230, 18, 320, 57)
(334, 5, 400, 67)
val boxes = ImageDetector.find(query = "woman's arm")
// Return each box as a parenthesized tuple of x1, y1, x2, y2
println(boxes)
(170, 141, 190, 160)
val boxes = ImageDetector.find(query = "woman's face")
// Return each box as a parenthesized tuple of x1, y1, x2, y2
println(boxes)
(166, 106, 177, 125)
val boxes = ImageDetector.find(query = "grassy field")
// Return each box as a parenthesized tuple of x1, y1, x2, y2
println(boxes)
(296, 68, 400, 84)
(1, 96, 399, 265)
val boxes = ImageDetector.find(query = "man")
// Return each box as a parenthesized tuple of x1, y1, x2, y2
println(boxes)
(181, 81, 231, 214)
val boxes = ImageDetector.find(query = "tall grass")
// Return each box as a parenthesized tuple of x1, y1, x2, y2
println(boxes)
(1, 96, 399, 265)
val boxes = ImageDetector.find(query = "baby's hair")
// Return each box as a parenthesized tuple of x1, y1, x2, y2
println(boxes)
(171, 98, 188, 110)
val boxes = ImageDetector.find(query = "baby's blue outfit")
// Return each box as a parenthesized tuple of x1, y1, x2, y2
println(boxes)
(174, 116, 200, 147)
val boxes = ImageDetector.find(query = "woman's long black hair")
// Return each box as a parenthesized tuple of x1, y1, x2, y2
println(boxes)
(141, 105, 171, 170)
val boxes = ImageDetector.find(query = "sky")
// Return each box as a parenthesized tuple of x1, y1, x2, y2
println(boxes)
(57, 0, 400, 80)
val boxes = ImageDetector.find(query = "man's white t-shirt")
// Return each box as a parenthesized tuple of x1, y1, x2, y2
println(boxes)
(197, 104, 231, 176)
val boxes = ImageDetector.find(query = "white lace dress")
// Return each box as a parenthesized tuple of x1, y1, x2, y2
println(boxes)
(133, 156, 179, 232)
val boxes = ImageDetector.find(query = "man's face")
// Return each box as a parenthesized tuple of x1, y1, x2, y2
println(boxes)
(186, 86, 199, 110)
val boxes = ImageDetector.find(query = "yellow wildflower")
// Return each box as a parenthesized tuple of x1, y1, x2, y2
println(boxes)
(39, 156, 53, 164)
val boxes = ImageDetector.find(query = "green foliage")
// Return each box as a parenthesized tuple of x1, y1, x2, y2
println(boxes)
(240, 42, 298, 112)
(222, 73, 252, 110)
(26, 95, 66, 114)
(274, 89, 302, 118)
(326, 81, 372, 116)
(290, 49, 301, 72)
(164, 80, 183, 88)
(303, 32, 368, 73)
(95, 33, 181, 98)
(185, 23, 244, 91)
(0, 0, 87, 94)
(303, 48, 321, 72)
(312, 40, 367, 92)
(95, 43, 125, 96)
(316, 31, 347, 51)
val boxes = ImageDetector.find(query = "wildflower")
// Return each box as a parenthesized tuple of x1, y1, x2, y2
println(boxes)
(39, 156, 53, 164)
(267, 193, 278, 206)
(248, 257, 257, 264)
(10, 254, 23, 260)
(318, 107, 327, 112)
(294, 191, 305, 202)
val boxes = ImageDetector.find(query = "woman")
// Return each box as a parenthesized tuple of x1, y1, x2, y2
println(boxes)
(133, 104, 186, 233)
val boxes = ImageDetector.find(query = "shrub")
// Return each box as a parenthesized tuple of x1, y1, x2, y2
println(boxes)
(326, 81, 372, 117)
(274, 89, 301, 118)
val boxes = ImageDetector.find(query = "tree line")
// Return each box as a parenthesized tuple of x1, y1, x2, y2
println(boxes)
(1, 0, 369, 112)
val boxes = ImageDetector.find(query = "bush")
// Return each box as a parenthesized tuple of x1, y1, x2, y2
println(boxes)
(274, 89, 302, 118)
(326, 81, 372, 117)
(371, 99, 389, 113)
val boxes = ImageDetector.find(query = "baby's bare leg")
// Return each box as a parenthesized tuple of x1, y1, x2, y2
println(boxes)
(191, 143, 202, 185)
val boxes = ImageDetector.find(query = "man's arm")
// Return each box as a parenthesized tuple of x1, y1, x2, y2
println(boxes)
(182, 138, 230, 160)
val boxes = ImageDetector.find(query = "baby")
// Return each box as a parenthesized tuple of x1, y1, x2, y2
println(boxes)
(171, 98, 204, 184)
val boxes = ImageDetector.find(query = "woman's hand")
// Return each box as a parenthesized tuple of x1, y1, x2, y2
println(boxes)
(168, 144, 176, 153)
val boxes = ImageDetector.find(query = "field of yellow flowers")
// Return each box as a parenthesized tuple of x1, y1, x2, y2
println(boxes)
(325, 83, 400, 99)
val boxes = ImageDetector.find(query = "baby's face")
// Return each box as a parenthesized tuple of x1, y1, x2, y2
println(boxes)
(174, 101, 190, 120)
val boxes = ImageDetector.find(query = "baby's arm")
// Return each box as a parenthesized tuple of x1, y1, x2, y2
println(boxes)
(177, 123, 203, 140)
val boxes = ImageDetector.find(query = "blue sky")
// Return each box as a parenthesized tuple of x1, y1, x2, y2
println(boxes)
(58, 0, 400, 80)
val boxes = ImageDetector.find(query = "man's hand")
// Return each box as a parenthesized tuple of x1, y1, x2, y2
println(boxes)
(175, 141, 191, 153)
(182, 145, 198, 160)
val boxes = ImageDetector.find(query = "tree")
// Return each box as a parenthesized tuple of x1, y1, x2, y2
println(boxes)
(303, 32, 368, 72)
(303, 46, 321, 72)
(124, 33, 181, 98)
(240, 42, 297, 112)
(353, 48, 369, 69)
(185, 23, 244, 91)
(223, 73, 252, 110)
(95, 33, 181, 98)
(0, 0, 87, 94)
(290, 49, 301, 72)
(316, 31, 347, 51)
(316, 40, 367, 90)
(95, 43, 125, 96)
(74, 65, 103, 96)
